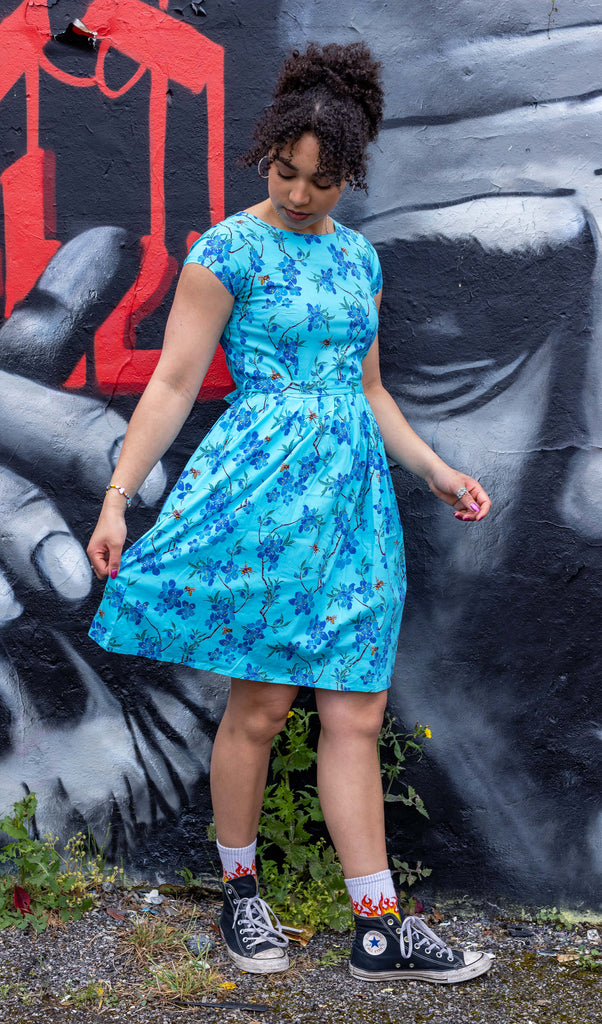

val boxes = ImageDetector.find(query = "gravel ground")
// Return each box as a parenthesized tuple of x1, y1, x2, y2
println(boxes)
(0, 884, 601, 1024)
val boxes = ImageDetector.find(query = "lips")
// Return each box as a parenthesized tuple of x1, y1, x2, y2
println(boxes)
(284, 207, 311, 221)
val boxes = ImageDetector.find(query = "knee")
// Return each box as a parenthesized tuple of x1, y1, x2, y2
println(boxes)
(223, 686, 294, 746)
(318, 692, 387, 745)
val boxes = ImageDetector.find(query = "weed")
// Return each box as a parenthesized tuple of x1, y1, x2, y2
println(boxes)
(576, 947, 602, 972)
(144, 957, 223, 1001)
(317, 947, 350, 967)
(61, 980, 119, 1010)
(123, 913, 224, 1003)
(0, 793, 124, 932)
(532, 906, 571, 930)
(255, 708, 431, 932)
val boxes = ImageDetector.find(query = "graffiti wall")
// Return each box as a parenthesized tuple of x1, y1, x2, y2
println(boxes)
(0, 0, 600, 905)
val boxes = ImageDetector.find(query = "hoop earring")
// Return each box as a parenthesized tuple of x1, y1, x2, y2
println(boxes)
(258, 156, 270, 179)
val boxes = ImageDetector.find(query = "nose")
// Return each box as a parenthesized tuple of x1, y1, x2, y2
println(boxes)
(288, 180, 310, 206)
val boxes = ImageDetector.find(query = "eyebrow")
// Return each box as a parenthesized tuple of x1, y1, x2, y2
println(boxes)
(275, 156, 331, 181)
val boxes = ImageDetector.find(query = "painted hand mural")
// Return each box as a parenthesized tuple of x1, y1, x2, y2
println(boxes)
(0, 0, 232, 858)
(284, 1, 602, 900)
(1, 0, 601, 901)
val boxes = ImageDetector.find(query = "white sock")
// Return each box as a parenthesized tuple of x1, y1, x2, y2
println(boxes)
(345, 869, 400, 918)
(217, 838, 257, 881)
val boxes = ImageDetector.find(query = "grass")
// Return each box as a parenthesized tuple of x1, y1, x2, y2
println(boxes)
(122, 913, 226, 1003)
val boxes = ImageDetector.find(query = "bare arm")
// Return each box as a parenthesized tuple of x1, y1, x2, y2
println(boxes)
(87, 264, 234, 578)
(361, 291, 491, 521)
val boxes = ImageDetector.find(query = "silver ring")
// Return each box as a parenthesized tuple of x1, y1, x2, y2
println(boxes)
(456, 486, 468, 499)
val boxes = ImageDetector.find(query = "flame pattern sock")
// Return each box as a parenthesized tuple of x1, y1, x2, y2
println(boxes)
(217, 838, 257, 882)
(345, 869, 400, 918)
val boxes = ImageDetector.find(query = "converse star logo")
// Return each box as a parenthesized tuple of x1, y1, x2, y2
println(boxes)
(362, 930, 387, 955)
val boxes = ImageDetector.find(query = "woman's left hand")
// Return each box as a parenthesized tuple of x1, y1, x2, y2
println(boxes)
(426, 466, 492, 522)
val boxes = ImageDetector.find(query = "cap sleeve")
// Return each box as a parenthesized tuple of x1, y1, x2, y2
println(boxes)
(183, 220, 246, 296)
(366, 239, 383, 297)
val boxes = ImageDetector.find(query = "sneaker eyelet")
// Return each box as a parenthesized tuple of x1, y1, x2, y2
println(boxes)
(396, 928, 401, 934)
(436, 951, 442, 958)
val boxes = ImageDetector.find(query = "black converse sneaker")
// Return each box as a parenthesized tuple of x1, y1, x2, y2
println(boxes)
(350, 913, 492, 984)
(220, 875, 289, 974)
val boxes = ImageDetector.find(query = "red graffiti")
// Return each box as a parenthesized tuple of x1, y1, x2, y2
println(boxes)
(0, 0, 233, 398)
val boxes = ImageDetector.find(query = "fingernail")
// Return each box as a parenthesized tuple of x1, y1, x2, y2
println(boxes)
(470, 503, 480, 513)
(35, 533, 92, 600)
(110, 569, 118, 579)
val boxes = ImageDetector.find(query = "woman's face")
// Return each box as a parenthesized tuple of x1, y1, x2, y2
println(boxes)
(267, 132, 346, 234)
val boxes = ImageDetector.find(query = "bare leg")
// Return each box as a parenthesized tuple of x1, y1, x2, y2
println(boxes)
(314, 688, 388, 878)
(211, 677, 298, 846)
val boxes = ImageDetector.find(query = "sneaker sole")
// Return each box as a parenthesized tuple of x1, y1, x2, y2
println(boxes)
(220, 929, 290, 975)
(349, 952, 492, 985)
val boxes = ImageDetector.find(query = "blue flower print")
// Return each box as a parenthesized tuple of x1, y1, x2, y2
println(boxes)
(138, 553, 163, 576)
(331, 418, 351, 446)
(354, 618, 379, 648)
(241, 623, 267, 652)
(306, 303, 329, 331)
(297, 505, 320, 534)
(257, 536, 285, 570)
(92, 213, 406, 694)
(176, 601, 196, 620)
(106, 584, 126, 609)
(279, 255, 300, 285)
(124, 599, 149, 625)
(137, 637, 162, 659)
(155, 579, 183, 615)
(334, 583, 355, 610)
(197, 557, 222, 584)
(222, 560, 239, 582)
(289, 591, 313, 615)
(209, 596, 233, 624)
(174, 473, 193, 500)
(290, 666, 316, 687)
(89, 619, 107, 643)
(318, 268, 336, 293)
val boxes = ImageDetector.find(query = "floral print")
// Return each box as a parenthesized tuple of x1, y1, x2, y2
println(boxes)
(90, 213, 406, 692)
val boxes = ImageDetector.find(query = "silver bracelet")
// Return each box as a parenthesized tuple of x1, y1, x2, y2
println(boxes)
(106, 483, 132, 508)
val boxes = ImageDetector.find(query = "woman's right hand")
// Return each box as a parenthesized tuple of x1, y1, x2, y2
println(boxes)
(87, 501, 129, 580)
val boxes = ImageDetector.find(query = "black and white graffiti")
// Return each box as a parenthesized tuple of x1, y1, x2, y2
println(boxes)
(1, 0, 601, 901)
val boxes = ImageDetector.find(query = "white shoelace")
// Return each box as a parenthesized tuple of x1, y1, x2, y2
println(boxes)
(232, 895, 289, 951)
(400, 915, 455, 963)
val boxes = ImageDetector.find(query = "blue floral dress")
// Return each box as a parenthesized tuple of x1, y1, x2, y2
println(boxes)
(90, 212, 406, 691)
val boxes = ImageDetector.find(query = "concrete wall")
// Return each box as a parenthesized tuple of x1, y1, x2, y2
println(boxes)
(0, 0, 600, 906)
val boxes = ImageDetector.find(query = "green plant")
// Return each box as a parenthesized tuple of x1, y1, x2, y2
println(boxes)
(256, 708, 431, 932)
(379, 714, 430, 817)
(532, 906, 570, 930)
(0, 793, 118, 932)
(576, 947, 602, 972)
(124, 914, 225, 1002)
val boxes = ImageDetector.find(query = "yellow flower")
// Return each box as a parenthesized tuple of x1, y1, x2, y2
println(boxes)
(220, 982, 236, 990)
(425, 727, 432, 739)
(287, 710, 295, 718)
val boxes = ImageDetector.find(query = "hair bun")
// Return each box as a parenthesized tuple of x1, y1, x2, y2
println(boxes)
(274, 42, 383, 139)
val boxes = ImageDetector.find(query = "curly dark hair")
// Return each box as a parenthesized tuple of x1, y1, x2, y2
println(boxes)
(241, 42, 384, 192)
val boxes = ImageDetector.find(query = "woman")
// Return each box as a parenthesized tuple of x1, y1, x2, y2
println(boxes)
(88, 42, 492, 984)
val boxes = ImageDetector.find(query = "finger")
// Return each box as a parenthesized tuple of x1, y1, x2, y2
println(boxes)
(0, 226, 140, 383)
(0, 467, 91, 600)
(0, 373, 166, 506)
(0, 569, 23, 625)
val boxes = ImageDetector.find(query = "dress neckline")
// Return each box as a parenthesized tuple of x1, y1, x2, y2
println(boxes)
(241, 210, 340, 240)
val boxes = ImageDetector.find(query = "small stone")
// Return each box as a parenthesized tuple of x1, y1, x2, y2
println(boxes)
(586, 929, 600, 943)
(186, 933, 215, 956)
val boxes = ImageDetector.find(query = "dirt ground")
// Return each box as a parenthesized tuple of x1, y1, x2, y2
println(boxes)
(0, 884, 600, 1024)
